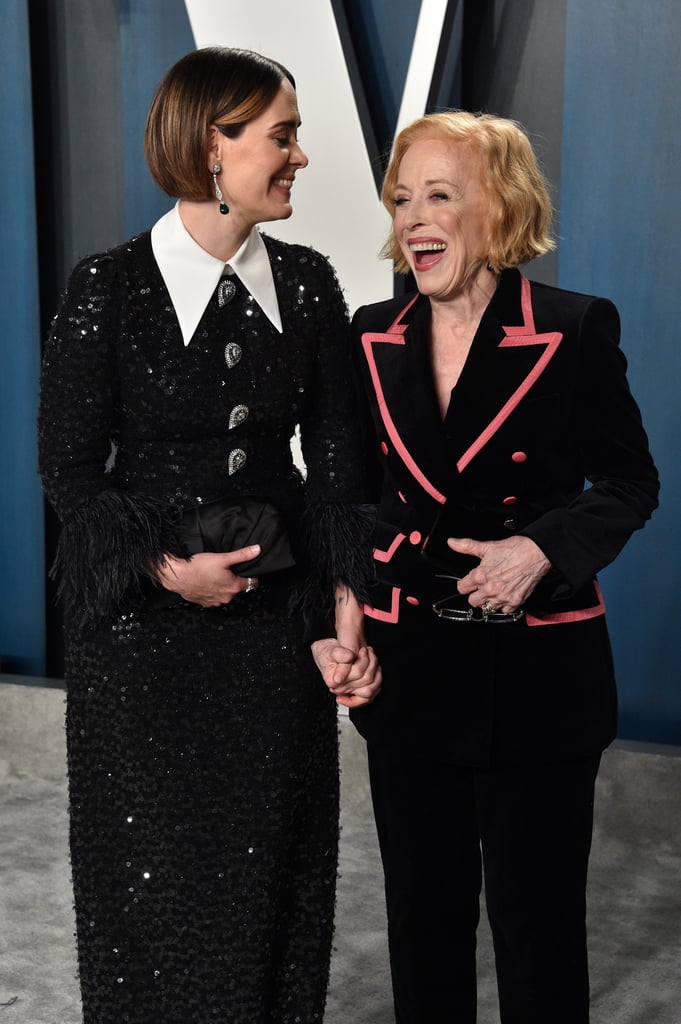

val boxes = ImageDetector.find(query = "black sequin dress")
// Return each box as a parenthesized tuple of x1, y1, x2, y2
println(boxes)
(38, 230, 373, 1024)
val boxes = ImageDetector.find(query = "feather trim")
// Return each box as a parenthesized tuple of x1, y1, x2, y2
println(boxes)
(50, 489, 186, 623)
(290, 502, 377, 628)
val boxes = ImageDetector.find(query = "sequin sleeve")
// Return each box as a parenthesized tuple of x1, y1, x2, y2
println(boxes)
(291, 252, 377, 628)
(38, 253, 184, 620)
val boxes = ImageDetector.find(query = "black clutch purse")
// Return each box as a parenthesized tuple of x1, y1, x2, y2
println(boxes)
(145, 496, 296, 608)
(177, 495, 295, 574)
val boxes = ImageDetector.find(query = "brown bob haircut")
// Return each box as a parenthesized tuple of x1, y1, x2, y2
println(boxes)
(380, 110, 555, 274)
(145, 46, 295, 201)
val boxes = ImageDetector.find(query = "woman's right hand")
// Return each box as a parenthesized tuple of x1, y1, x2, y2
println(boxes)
(154, 546, 261, 606)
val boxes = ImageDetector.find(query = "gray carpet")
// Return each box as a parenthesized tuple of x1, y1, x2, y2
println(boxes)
(1, 675, 680, 1024)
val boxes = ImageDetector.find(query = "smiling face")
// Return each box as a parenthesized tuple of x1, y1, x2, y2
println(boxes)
(392, 137, 491, 300)
(211, 79, 308, 232)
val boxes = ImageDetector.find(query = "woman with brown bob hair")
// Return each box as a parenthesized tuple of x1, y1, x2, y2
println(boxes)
(39, 45, 380, 1024)
(348, 110, 658, 1023)
(145, 47, 295, 201)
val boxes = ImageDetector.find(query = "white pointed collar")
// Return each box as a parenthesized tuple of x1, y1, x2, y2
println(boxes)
(150, 201, 283, 345)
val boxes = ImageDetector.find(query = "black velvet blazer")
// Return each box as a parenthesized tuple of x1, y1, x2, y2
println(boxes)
(352, 268, 659, 627)
(349, 269, 659, 764)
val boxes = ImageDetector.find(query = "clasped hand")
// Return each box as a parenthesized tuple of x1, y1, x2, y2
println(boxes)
(311, 638, 382, 709)
(310, 587, 382, 708)
(448, 534, 551, 613)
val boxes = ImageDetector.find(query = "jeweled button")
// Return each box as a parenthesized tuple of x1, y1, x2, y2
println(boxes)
(228, 448, 246, 475)
(228, 404, 249, 429)
(225, 342, 242, 368)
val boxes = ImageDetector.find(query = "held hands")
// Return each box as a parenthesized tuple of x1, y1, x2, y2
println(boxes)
(311, 637, 382, 709)
(155, 546, 261, 606)
(448, 535, 551, 613)
(311, 587, 382, 709)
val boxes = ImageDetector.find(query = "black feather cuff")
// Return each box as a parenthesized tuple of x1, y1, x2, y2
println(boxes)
(50, 489, 186, 623)
(290, 502, 377, 637)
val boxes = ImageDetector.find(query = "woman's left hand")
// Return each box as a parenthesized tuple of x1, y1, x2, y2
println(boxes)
(449, 535, 551, 613)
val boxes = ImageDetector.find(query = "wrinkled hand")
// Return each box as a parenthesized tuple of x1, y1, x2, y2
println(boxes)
(311, 638, 382, 709)
(448, 535, 551, 613)
(154, 546, 261, 607)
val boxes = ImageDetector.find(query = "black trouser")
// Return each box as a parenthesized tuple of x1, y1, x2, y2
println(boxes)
(366, 746, 601, 1024)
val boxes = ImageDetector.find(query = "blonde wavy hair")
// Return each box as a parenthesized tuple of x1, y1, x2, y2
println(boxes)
(380, 110, 555, 274)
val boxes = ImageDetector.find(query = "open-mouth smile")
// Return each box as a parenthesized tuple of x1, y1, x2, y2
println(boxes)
(408, 238, 447, 270)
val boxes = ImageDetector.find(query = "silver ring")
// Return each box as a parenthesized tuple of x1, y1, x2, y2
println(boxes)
(481, 601, 496, 615)
(245, 577, 256, 593)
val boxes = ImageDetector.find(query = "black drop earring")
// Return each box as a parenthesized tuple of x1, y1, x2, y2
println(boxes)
(212, 163, 229, 215)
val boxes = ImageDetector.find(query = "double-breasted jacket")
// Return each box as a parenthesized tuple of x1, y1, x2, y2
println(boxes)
(350, 269, 659, 764)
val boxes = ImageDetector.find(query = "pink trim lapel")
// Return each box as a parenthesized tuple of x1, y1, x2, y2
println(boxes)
(457, 276, 563, 471)
(361, 294, 446, 504)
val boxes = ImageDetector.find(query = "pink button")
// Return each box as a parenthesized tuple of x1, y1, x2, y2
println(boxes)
(409, 531, 422, 545)
(502, 495, 518, 505)
(511, 451, 527, 463)
(406, 596, 420, 606)
(380, 441, 389, 455)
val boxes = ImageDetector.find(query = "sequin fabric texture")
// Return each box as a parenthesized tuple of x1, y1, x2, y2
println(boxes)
(38, 231, 369, 1024)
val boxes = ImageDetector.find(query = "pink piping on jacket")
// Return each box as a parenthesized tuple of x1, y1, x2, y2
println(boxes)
(363, 587, 401, 623)
(525, 581, 606, 626)
(362, 328, 446, 503)
(457, 278, 563, 472)
(373, 533, 407, 563)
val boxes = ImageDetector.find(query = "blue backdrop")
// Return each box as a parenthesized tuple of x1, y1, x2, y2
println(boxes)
(0, 1, 44, 675)
(560, 0, 681, 743)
